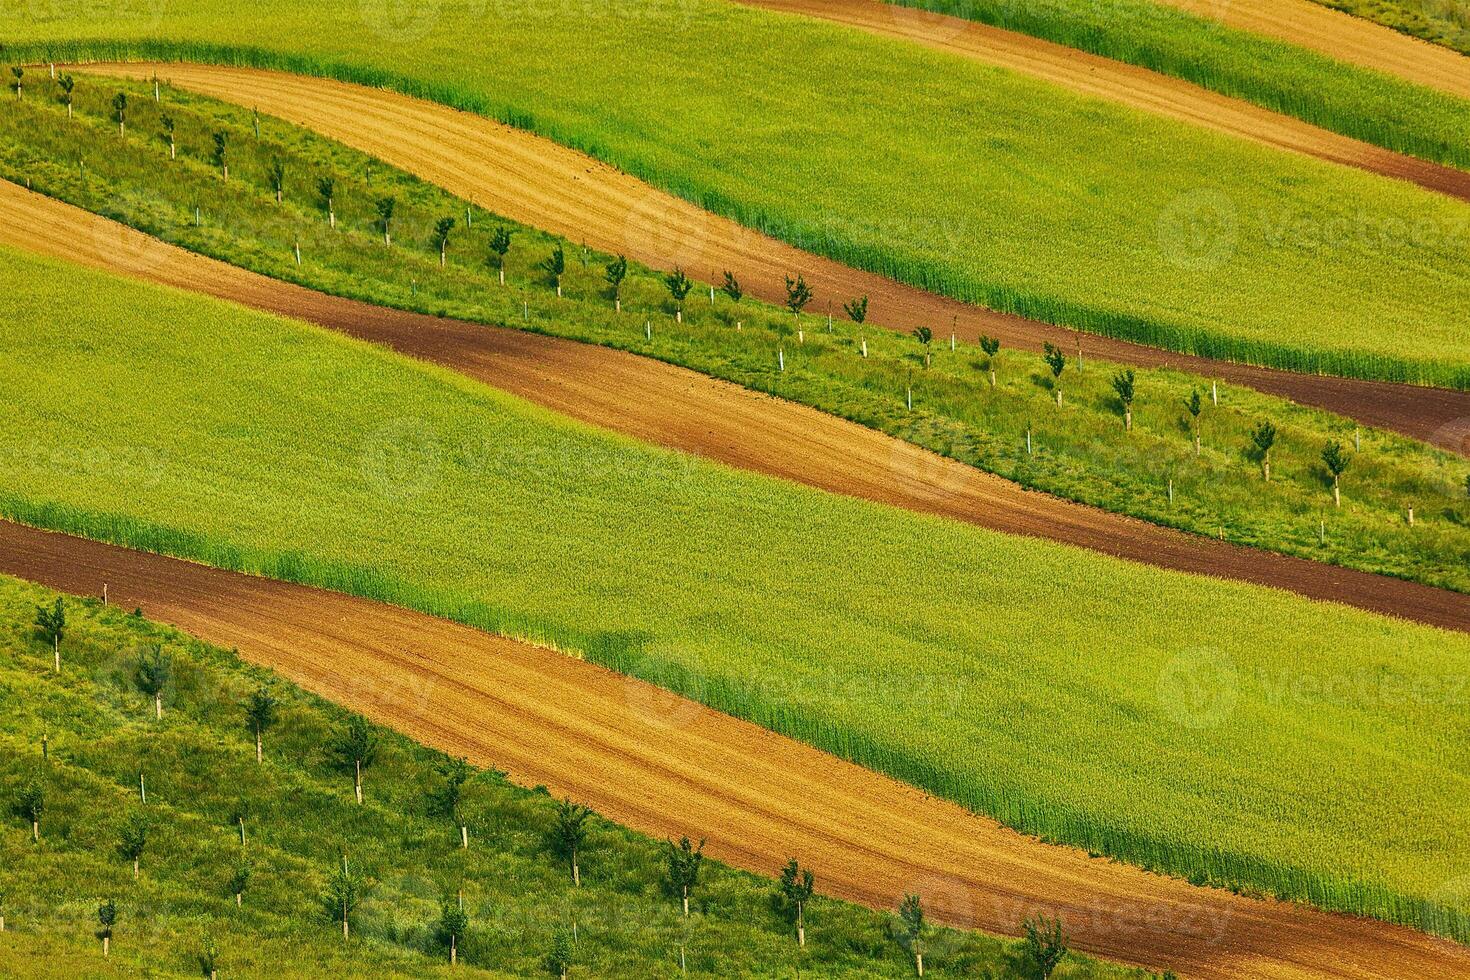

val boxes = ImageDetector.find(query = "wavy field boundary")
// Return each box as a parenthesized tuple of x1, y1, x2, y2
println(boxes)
(4, 2, 1470, 386)
(743, 0, 1470, 204)
(3, 522, 1466, 980)
(57, 63, 1470, 439)
(1, 179, 1465, 631)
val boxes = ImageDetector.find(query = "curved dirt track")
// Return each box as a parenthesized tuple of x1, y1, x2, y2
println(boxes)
(1160, 0, 1470, 101)
(3, 521, 1467, 980)
(72, 63, 1470, 456)
(740, 0, 1470, 204)
(4, 180, 1467, 632)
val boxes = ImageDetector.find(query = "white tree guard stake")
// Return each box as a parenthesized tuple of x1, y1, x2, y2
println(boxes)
(906, 387, 912, 411)
(1168, 479, 1174, 505)
(139, 773, 146, 803)
(1354, 428, 1361, 451)
(861, 338, 867, 357)
(798, 329, 804, 344)
(950, 333, 955, 352)
(1026, 427, 1033, 455)
(736, 320, 742, 331)
(645, 320, 652, 340)
(1211, 379, 1219, 405)
(1408, 507, 1415, 527)
(709, 285, 715, 304)
(294, 239, 301, 266)
(778, 348, 785, 372)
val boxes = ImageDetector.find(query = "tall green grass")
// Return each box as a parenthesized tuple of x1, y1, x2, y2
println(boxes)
(886, 0, 1470, 164)
(4, 0, 1470, 386)
(0, 576, 1088, 978)
(2, 77, 1465, 592)
(0, 242, 1467, 941)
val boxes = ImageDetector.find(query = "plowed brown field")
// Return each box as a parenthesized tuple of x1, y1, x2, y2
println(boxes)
(67, 64, 1470, 456)
(2, 521, 1466, 979)
(3, 180, 1465, 631)
(740, 0, 1470, 203)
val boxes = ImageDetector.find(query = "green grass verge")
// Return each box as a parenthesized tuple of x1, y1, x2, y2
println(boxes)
(886, 0, 1470, 163)
(0, 241, 1467, 941)
(1308, 0, 1470, 55)
(1, 76, 1465, 593)
(3, 0, 1470, 387)
(0, 576, 1119, 978)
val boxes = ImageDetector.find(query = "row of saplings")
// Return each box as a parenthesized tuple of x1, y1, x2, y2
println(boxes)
(13, 597, 1098, 978)
(13, 71, 1401, 512)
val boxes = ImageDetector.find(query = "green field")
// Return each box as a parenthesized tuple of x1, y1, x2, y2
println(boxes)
(887, 0, 1470, 162)
(1309, 0, 1470, 54)
(1, 243, 1467, 940)
(0, 576, 1126, 979)
(3, 77, 1466, 592)
(6, 1, 1470, 387)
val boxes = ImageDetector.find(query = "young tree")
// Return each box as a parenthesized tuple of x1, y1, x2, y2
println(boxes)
(604, 255, 628, 311)
(135, 645, 172, 720)
(332, 715, 379, 804)
(322, 856, 365, 940)
(894, 893, 926, 976)
(778, 858, 815, 947)
(245, 687, 278, 764)
(211, 132, 229, 180)
(1184, 389, 1204, 455)
(198, 935, 220, 980)
(112, 92, 128, 138)
(375, 196, 397, 246)
(488, 227, 513, 284)
(437, 898, 470, 966)
(433, 216, 456, 267)
(1251, 421, 1278, 482)
(911, 326, 933, 369)
(1111, 369, 1137, 431)
(541, 244, 567, 297)
(784, 273, 813, 321)
(430, 754, 472, 849)
(843, 295, 868, 325)
(979, 335, 1001, 387)
(118, 811, 148, 879)
(550, 799, 591, 887)
(1022, 914, 1068, 979)
(316, 175, 336, 228)
(34, 597, 65, 673)
(160, 114, 176, 159)
(720, 271, 743, 304)
(1321, 441, 1350, 508)
(97, 898, 118, 957)
(546, 926, 574, 980)
(664, 267, 692, 322)
(267, 159, 286, 204)
(228, 863, 251, 908)
(1042, 342, 1067, 406)
(57, 74, 74, 118)
(666, 837, 705, 917)
(16, 776, 44, 841)
(10, 66, 22, 99)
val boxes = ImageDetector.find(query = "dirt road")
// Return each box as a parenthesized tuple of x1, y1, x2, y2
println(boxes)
(69, 64, 1470, 456)
(1160, 0, 1470, 101)
(3, 180, 1465, 631)
(1, 521, 1464, 979)
(740, 0, 1470, 203)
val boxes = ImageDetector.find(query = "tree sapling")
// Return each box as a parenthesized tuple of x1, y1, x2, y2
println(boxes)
(118, 811, 148, 879)
(785, 273, 813, 322)
(316, 175, 336, 228)
(245, 686, 278, 764)
(1042, 342, 1067, 405)
(1185, 389, 1204, 455)
(1112, 369, 1136, 431)
(665, 267, 692, 322)
(135, 645, 172, 720)
(160, 114, 176, 159)
(34, 597, 64, 673)
(488, 227, 513, 284)
(211, 132, 229, 180)
(1251, 421, 1278, 482)
(57, 74, 74, 118)
(667, 836, 705, 917)
(979, 335, 1001, 387)
(375, 196, 396, 246)
(541, 244, 567, 297)
(721, 271, 743, 304)
(16, 775, 44, 841)
(97, 898, 117, 957)
(604, 255, 628, 311)
(267, 159, 286, 204)
(1022, 914, 1068, 979)
(1321, 440, 1350, 508)
(550, 799, 591, 887)
(778, 858, 815, 946)
(332, 714, 379, 804)
(433, 216, 456, 267)
(912, 326, 933, 368)
(437, 898, 470, 966)
(112, 92, 127, 138)
(843, 295, 868, 325)
(895, 893, 926, 976)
